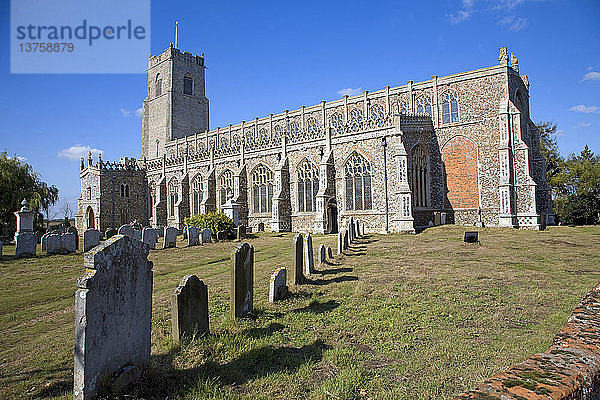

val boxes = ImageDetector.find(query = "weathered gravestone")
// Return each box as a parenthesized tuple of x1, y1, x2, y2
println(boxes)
(348, 220, 354, 243)
(68, 226, 80, 250)
(201, 228, 212, 244)
(318, 244, 326, 264)
(292, 233, 304, 285)
(105, 228, 117, 240)
(236, 225, 246, 240)
(141, 227, 158, 250)
(163, 227, 177, 249)
(46, 233, 61, 255)
(132, 229, 142, 242)
(14, 200, 36, 257)
(230, 242, 254, 319)
(73, 235, 153, 400)
(327, 246, 333, 260)
(156, 226, 164, 237)
(41, 232, 49, 251)
(337, 231, 343, 255)
(217, 230, 227, 242)
(354, 220, 360, 238)
(187, 226, 200, 246)
(269, 267, 288, 302)
(83, 229, 101, 252)
(343, 229, 349, 250)
(304, 233, 314, 275)
(257, 222, 265, 232)
(61, 232, 77, 253)
(171, 275, 209, 341)
(118, 224, 134, 238)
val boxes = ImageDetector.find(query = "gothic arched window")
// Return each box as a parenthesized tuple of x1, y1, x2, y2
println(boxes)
(168, 178, 178, 217)
(297, 159, 319, 213)
(330, 112, 343, 134)
(219, 170, 234, 209)
(87, 187, 92, 200)
(155, 74, 162, 97)
(273, 125, 282, 142)
(191, 175, 203, 216)
(370, 104, 385, 126)
(120, 183, 129, 198)
(416, 96, 432, 116)
(220, 137, 229, 149)
(306, 117, 318, 137)
(289, 121, 300, 140)
(232, 135, 241, 149)
(183, 73, 193, 95)
(252, 165, 274, 214)
(442, 92, 459, 123)
(411, 145, 428, 207)
(392, 101, 409, 114)
(344, 153, 373, 211)
(350, 108, 363, 132)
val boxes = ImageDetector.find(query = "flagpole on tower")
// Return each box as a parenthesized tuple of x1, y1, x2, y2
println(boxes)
(174, 21, 179, 48)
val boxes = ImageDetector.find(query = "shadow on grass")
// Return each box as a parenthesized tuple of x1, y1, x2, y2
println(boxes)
(0, 365, 73, 398)
(291, 299, 340, 314)
(133, 340, 330, 398)
(313, 266, 353, 275)
(305, 275, 359, 285)
(242, 322, 286, 338)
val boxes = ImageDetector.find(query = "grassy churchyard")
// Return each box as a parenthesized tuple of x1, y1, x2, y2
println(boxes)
(1, 225, 600, 399)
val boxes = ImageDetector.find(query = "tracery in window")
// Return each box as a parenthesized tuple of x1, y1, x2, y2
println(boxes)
(289, 121, 300, 139)
(259, 128, 269, 142)
(191, 175, 203, 215)
(392, 101, 409, 114)
(306, 117, 318, 137)
(411, 145, 428, 207)
(168, 178, 179, 217)
(344, 152, 372, 211)
(297, 159, 319, 213)
(441, 92, 459, 123)
(252, 165, 274, 214)
(349, 108, 363, 132)
(416, 96, 432, 116)
(120, 183, 130, 198)
(330, 112, 343, 134)
(219, 170, 234, 209)
(370, 104, 385, 126)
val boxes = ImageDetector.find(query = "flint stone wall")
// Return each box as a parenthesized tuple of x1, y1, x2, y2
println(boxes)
(74, 235, 153, 400)
(454, 282, 600, 400)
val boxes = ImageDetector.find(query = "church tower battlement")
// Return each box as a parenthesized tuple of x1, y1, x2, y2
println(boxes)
(141, 44, 209, 160)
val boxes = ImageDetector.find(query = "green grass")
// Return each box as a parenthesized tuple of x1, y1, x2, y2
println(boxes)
(1, 225, 599, 399)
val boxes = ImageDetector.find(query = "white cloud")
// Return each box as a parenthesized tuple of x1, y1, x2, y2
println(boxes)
(120, 108, 131, 117)
(498, 15, 528, 31)
(121, 107, 143, 118)
(569, 105, 600, 113)
(493, 0, 526, 10)
(583, 71, 600, 81)
(574, 122, 592, 128)
(57, 145, 104, 161)
(337, 87, 362, 97)
(555, 129, 566, 137)
(449, 0, 474, 23)
(135, 107, 143, 117)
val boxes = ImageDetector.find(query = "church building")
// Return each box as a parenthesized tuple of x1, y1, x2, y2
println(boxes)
(76, 45, 553, 234)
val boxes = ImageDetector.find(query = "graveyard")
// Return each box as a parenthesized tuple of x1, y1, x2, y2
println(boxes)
(1, 225, 600, 399)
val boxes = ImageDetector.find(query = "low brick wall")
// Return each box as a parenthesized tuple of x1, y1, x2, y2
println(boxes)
(454, 283, 600, 399)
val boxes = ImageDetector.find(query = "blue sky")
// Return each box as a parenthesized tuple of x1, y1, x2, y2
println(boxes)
(0, 0, 599, 215)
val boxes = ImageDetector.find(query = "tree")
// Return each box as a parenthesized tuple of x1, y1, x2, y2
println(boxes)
(551, 145, 600, 225)
(535, 121, 563, 182)
(0, 152, 59, 233)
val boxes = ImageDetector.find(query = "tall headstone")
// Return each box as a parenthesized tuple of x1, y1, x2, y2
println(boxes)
(118, 224, 134, 238)
(327, 246, 333, 260)
(132, 229, 142, 242)
(163, 227, 177, 248)
(318, 244, 326, 264)
(41, 232, 49, 251)
(171, 275, 209, 341)
(187, 226, 200, 246)
(348, 220, 354, 243)
(269, 267, 288, 302)
(354, 220, 360, 238)
(304, 233, 314, 275)
(236, 225, 246, 240)
(83, 229, 101, 252)
(343, 229, 349, 250)
(201, 228, 212, 244)
(141, 227, 158, 250)
(292, 233, 304, 285)
(230, 242, 254, 319)
(68, 226, 79, 250)
(14, 200, 36, 257)
(337, 231, 343, 255)
(74, 235, 153, 400)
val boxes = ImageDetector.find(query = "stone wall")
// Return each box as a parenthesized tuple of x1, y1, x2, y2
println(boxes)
(454, 282, 600, 399)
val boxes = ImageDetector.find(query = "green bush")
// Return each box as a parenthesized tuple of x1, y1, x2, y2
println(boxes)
(185, 212, 234, 237)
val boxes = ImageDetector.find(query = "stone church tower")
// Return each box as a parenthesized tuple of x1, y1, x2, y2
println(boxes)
(141, 44, 209, 159)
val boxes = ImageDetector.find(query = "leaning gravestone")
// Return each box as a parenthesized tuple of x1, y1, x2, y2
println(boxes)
(236, 225, 246, 240)
(74, 235, 153, 400)
(201, 228, 212, 244)
(105, 228, 117, 240)
(269, 267, 288, 302)
(230, 242, 254, 319)
(304, 233, 315, 275)
(171, 275, 209, 341)
(318, 244, 326, 264)
(83, 229, 101, 252)
(118, 224, 134, 238)
(163, 227, 177, 249)
(132, 229, 142, 242)
(187, 226, 200, 246)
(337, 231, 343, 255)
(327, 246, 333, 260)
(142, 227, 158, 250)
(292, 233, 304, 285)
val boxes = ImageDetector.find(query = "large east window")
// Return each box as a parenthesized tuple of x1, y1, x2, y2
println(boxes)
(344, 153, 373, 211)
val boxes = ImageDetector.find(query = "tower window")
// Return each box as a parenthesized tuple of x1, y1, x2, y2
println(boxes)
(120, 183, 130, 198)
(87, 187, 91, 200)
(155, 74, 162, 97)
(183, 74, 193, 95)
